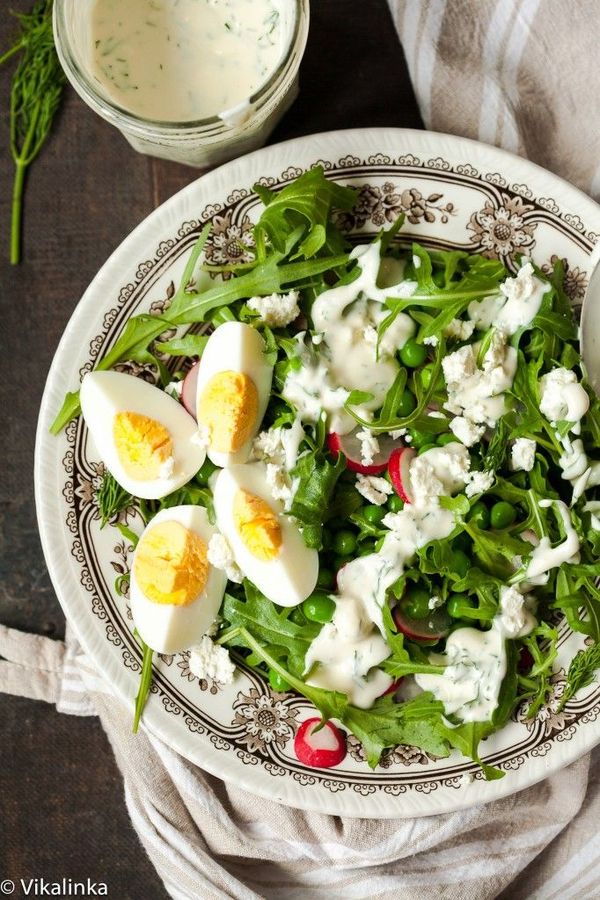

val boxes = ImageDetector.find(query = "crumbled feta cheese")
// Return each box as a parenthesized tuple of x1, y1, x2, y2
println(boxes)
(423, 335, 439, 346)
(539, 367, 590, 423)
(207, 533, 244, 584)
(247, 291, 300, 327)
(497, 585, 534, 639)
(164, 380, 183, 398)
(442, 345, 477, 384)
(389, 428, 407, 440)
(265, 462, 294, 504)
(458, 772, 475, 787)
(355, 474, 393, 505)
(428, 595, 443, 610)
(443, 330, 517, 428)
(188, 635, 235, 684)
(493, 262, 550, 335)
(468, 293, 505, 330)
(450, 416, 485, 448)
(363, 325, 378, 346)
(511, 438, 536, 472)
(444, 318, 475, 341)
(190, 423, 211, 449)
(413, 254, 421, 269)
(312, 333, 323, 345)
(465, 469, 494, 498)
(251, 421, 304, 508)
(409, 444, 471, 506)
(356, 429, 380, 467)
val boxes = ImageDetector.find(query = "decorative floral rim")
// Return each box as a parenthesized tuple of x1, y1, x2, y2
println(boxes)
(35, 128, 600, 817)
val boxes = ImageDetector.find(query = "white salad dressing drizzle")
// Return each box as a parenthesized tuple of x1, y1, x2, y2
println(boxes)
(526, 499, 580, 578)
(90, 0, 289, 122)
(283, 241, 417, 434)
(416, 585, 535, 722)
(304, 444, 470, 708)
(467, 262, 550, 335)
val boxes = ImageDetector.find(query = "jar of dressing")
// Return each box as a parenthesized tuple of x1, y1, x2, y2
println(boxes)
(53, 0, 309, 167)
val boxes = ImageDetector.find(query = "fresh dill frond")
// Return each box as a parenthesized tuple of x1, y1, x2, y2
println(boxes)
(96, 471, 133, 528)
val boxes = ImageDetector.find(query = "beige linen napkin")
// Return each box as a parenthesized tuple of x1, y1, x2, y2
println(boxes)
(388, 0, 600, 201)
(1, 623, 599, 900)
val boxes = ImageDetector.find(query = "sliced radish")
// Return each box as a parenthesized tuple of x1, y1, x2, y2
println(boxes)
(518, 647, 534, 673)
(388, 447, 416, 503)
(392, 604, 450, 642)
(327, 431, 403, 475)
(294, 718, 347, 768)
(381, 677, 403, 697)
(181, 362, 199, 418)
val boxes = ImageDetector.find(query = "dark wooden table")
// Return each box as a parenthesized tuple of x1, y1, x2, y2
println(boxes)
(0, 3, 422, 897)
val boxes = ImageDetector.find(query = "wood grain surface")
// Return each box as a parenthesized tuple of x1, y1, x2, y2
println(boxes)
(0, 2, 422, 896)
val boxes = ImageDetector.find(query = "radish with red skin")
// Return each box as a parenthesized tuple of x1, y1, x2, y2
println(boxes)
(327, 431, 404, 476)
(181, 362, 199, 418)
(381, 677, 403, 697)
(388, 447, 416, 503)
(294, 718, 347, 768)
(392, 604, 450, 642)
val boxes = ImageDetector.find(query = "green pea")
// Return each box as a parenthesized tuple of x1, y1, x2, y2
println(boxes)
(421, 363, 435, 389)
(302, 592, 336, 624)
(490, 500, 516, 529)
(402, 587, 431, 620)
(418, 443, 437, 456)
(290, 608, 307, 626)
(408, 428, 430, 448)
(399, 338, 427, 368)
(469, 500, 490, 529)
(269, 668, 291, 692)
(396, 389, 417, 418)
(450, 548, 470, 578)
(332, 529, 357, 556)
(437, 433, 457, 446)
(363, 504, 386, 525)
(317, 566, 334, 588)
(387, 494, 405, 512)
(447, 593, 476, 619)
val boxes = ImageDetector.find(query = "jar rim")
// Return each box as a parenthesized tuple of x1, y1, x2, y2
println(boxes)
(53, 0, 308, 135)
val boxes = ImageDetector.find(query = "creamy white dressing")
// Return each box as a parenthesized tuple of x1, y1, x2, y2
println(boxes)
(304, 445, 469, 708)
(284, 241, 417, 435)
(415, 624, 507, 722)
(467, 262, 550, 335)
(89, 0, 289, 122)
(526, 499, 580, 579)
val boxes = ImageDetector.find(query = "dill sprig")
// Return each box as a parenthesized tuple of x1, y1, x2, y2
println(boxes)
(1, 0, 66, 264)
(133, 638, 154, 733)
(96, 471, 133, 528)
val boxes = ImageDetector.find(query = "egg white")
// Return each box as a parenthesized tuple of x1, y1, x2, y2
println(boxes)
(195, 321, 273, 467)
(129, 505, 227, 654)
(213, 463, 318, 607)
(80, 371, 206, 499)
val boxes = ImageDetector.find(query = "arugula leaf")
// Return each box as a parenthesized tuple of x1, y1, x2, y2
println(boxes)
(154, 333, 209, 357)
(289, 450, 346, 548)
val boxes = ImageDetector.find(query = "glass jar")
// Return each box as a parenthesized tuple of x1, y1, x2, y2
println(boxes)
(53, 0, 309, 168)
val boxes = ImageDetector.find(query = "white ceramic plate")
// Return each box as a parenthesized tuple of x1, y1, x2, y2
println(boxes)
(35, 128, 600, 818)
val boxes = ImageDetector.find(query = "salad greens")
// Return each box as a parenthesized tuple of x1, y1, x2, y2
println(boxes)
(55, 166, 600, 777)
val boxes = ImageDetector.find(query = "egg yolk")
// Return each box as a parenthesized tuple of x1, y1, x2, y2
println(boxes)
(233, 489, 282, 561)
(133, 521, 208, 606)
(197, 371, 258, 453)
(113, 411, 173, 480)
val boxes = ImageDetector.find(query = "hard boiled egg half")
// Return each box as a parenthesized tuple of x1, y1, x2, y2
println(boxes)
(130, 505, 226, 654)
(80, 371, 206, 499)
(213, 463, 318, 606)
(195, 321, 273, 467)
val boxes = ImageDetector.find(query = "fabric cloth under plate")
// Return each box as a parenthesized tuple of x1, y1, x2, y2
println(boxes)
(1, 622, 600, 899)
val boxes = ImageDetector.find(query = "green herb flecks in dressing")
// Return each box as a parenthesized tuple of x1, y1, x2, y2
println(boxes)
(283, 241, 417, 435)
(90, 0, 287, 122)
(304, 445, 470, 708)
